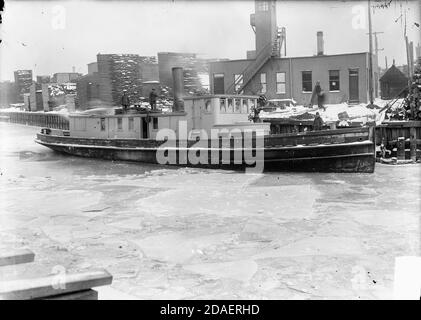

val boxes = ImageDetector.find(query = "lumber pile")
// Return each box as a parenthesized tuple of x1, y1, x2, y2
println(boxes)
(389, 57, 421, 120)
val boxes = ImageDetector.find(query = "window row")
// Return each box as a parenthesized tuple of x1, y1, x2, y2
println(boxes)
(232, 72, 286, 95)
(227, 70, 342, 95)
(219, 98, 256, 114)
(302, 70, 341, 92)
(99, 117, 158, 131)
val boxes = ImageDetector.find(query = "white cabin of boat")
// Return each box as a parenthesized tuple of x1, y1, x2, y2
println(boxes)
(67, 94, 270, 140)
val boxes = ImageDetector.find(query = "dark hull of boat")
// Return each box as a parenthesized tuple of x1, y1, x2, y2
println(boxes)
(35, 127, 376, 173)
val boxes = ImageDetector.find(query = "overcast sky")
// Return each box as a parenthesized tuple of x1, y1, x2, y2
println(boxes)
(0, 0, 420, 81)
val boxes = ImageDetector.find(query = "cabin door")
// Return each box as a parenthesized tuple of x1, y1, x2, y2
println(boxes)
(142, 117, 149, 139)
(349, 69, 359, 103)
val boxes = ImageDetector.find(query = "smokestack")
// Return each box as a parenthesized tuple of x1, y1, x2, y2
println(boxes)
(317, 31, 324, 56)
(72, 66, 75, 73)
(172, 67, 184, 112)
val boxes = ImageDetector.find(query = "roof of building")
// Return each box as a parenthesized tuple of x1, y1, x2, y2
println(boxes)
(209, 52, 369, 64)
(379, 65, 409, 83)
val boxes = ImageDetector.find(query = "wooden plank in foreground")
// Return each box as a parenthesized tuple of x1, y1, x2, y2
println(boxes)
(0, 249, 35, 267)
(0, 269, 112, 300)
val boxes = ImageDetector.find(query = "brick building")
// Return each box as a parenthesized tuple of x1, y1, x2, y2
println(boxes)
(209, 0, 379, 105)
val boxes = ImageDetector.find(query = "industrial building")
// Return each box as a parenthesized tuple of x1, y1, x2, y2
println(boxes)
(94, 54, 158, 105)
(52, 72, 82, 84)
(209, 0, 379, 105)
(0, 81, 17, 107)
(14, 70, 33, 103)
(36, 75, 51, 85)
(76, 72, 101, 110)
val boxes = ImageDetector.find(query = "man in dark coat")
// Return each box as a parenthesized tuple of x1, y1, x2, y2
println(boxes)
(149, 88, 158, 110)
(311, 81, 325, 110)
(121, 90, 130, 111)
(313, 112, 324, 131)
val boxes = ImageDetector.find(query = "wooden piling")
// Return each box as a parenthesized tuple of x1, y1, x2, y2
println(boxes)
(397, 137, 405, 160)
(410, 127, 417, 161)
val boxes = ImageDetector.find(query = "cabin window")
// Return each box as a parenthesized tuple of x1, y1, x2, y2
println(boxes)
(276, 72, 286, 94)
(329, 70, 340, 91)
(128, 117, 134, 131)
(153, 117, 158, 130)
(205, 99, 211, 113)
(100, 118, 106, 131)
(302, 71, 312, 92)
(260, 73, 267, 94)
(227, 98, 234, 113)
(242, 99, 249, 113)
(234, 99, 241, 113)
(234, 74, 243, 92)
(117, 118, 123, 130)
(220, 98, 226, 113)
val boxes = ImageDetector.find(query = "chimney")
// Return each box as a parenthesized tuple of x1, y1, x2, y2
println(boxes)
(72, 66, 76, 73)
(172, 67, 184, 112)
(317, 31, 324, 56)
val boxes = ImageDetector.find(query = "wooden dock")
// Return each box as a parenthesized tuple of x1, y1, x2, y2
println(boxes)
(376, 121, 421, 161)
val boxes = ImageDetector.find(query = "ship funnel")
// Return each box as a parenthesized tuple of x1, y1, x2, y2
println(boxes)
(317, 31, 324, 56)
(172, 67, 184, 112)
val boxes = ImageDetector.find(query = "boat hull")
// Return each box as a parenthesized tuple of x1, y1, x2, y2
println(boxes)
(35, 127, 375, 173)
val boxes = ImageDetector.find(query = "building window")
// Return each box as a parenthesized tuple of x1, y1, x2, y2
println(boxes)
(302, 71, 312, 92)
(276, 72, 286, 94)
(329, 70, 340, 91)
(128, 117, 134, 131)
(257, 1, 269, 11)
(117, 118, 123, 130)
(100, 118, 106, 131)
(260, 73, 267, 93)
(213, 73, 225, 94)
(234, 74, 243, 92)
(153, 117, 158, 130)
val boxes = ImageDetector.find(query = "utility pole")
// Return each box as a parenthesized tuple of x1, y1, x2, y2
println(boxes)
(366, 31, 383, 97)
(367, 0, 374, 105)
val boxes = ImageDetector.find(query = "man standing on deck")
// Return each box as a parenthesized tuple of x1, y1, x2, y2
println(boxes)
(149, 88, 158, 110)
(121, 90, 130, 112)
(313, 112, 324, 131)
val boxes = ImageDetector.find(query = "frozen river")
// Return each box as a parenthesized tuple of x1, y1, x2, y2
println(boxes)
(0, 122, 420, 299)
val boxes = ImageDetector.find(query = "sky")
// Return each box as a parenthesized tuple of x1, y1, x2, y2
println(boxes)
(0, 0, 420, 81)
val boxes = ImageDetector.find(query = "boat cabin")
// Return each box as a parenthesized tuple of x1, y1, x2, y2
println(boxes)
(68, 94, 270, 140)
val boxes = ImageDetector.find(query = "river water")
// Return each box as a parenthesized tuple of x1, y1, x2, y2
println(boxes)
(0, 122, 420, 299)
